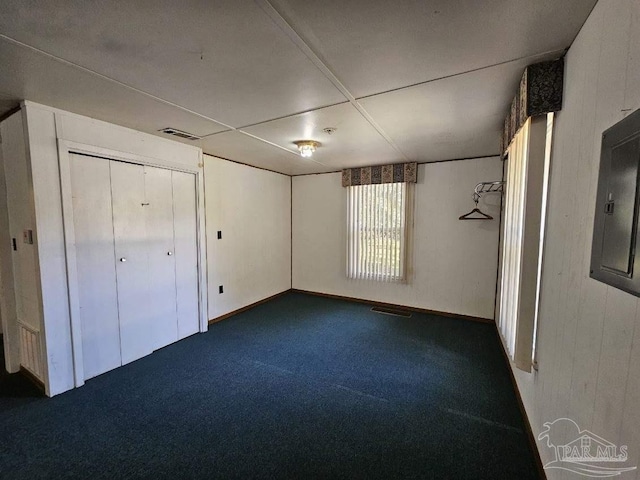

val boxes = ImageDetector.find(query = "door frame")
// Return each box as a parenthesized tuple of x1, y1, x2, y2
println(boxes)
(57, 139, 208, 387)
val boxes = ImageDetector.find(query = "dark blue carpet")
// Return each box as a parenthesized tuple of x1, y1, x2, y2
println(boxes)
(0, 292, 537, 479)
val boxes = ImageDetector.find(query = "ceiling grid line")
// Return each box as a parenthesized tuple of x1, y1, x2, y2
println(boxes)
(0, 32, 329, 166)
(0, 1, 598, 174)
(354, 48, 568, 102)
(205, 48, 565, 136)
(254, 0, 411, 161)
(222, 101, 351, 133)
(0, 33, 235, 132)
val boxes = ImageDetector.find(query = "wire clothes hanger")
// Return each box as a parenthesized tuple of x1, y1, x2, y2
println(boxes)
(459, 181, 504, 220)
(459, 193, 493, 220)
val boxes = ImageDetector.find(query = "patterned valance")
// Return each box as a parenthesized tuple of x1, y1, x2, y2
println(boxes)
(342, 162, 417, 187)
(501, 58, 564, 155)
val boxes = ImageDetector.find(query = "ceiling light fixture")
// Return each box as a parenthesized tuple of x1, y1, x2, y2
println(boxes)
(294, 140, 320, 158)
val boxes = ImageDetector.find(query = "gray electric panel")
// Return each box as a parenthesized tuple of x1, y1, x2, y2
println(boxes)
(591, 108, 640, 295)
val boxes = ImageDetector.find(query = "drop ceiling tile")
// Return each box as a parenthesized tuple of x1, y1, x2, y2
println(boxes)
(199, 131, 322, 175)
(358, 54, 556, 162)
(271, 0, 596, 97)
(0, 39, 228, 138)
(0, 0, 347, 127)
(242, 103, 402, 169)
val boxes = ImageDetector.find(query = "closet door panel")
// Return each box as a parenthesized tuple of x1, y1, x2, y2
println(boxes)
(144, 166, 178, 350)
(172, 171, 199, 339)
(70, 154, 121, 379)
(110, 161, 152, 365)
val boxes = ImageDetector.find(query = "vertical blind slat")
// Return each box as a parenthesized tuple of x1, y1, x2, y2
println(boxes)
(362, 185, 368, 279)
(395, 183, 400, 281)
(499, 120, 530, 358)
(364, 185, 369, 279)
(380, 183, 385, 281)
(372, 184, 376, 280)
(384, 183, 390, 281)
(392, 182, 396, 281)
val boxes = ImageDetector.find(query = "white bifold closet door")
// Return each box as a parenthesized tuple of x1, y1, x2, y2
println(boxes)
(144, 166, 179, 351)
(110, 161, 153, 365)
(144, 168, 199, 346)
(171, 171, 199, 340)
(69, 153, 199, 380)
(70, 155, 121, 380)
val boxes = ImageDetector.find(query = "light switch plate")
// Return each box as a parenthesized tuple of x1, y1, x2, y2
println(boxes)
(22, 229, 33, 244)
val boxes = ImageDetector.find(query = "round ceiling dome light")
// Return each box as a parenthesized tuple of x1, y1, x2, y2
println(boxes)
(294, 140, 320, 158)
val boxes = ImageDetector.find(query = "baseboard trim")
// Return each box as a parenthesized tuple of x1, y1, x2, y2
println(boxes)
(208, 290, 291, 325)
(494, 327, 546, 480)
(291, 289, 493, 324)
(19, 366, 46, 393)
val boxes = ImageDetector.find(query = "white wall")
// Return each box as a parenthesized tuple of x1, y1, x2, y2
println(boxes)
(510, 0, 640, 477)
(3, 112, 40, 334)
(205, 156, 291, 319)
(0, 119, 19, 364)
(2, 102, 292, 394)
(292, 157, 502, 319)
(1, 102, 205, 396)
(0, 111, 36, 373)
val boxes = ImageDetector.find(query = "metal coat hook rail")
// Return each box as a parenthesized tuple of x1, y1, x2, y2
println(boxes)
(472, 181, 505, 203)
(459, 180, 505, 221)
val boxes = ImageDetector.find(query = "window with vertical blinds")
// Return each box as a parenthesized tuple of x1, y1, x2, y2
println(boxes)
(497, 114, 552, 372)
(347, 182, 409, 282)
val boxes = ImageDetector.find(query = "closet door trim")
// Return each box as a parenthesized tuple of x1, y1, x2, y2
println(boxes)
(57, 139, 207, 387)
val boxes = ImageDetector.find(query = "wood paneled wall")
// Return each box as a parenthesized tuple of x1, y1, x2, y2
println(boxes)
(204, 155, 291, 320)
(511, 1, 640, 477)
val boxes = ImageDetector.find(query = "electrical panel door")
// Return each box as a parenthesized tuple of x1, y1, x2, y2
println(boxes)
(601, 136, 640, 275)
(591, 109, 640, 295)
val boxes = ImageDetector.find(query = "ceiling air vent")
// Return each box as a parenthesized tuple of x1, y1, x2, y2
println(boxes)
(159, 127, 201, 140)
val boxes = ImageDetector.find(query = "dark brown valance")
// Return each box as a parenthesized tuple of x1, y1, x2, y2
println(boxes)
(501, 58, 564, 155)
(342, 162, 417, 187)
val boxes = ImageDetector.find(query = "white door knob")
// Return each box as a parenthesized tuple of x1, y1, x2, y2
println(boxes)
(120, 257, 127, 262)
(167, 251, 173, 256)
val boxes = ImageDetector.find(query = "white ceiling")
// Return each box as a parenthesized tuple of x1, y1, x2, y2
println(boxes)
(0, 0, 597, 175)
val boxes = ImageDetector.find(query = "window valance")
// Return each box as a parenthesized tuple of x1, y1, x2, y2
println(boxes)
(501, 58, 564, 155)
(342, 162, 417, 187)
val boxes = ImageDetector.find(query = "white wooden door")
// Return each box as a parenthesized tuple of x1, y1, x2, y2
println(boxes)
(69, 154, 121, 379)
(144, 166, 179, 350)
(67, 156, 200, 381)
(110, 160, 153, 365)
(172, 171, 199, 339)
